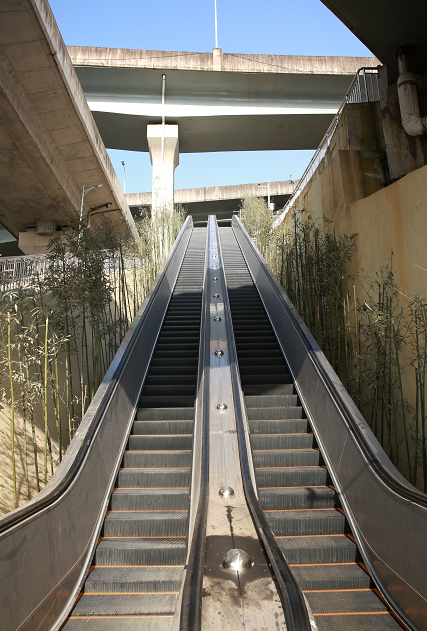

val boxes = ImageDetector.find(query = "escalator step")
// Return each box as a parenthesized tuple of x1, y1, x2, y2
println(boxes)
(245, 394, 298, 408)
(278, 535, 357, 564)
(139, 396, 195, 408)
(136, 407, 194, 421)
(104, 511, 188, 537)
(251, 433, 313, 449)
(141, 386, 196, 398)
(265, 508, 346, 536)
(258, 486, 335, 510)
(124, 450, 192, 468)
(249, 419, 309, 434)
(253, 449, 320, 467)
(247, 406, 303, 420)
(65, 619, 173, 631)
(118, 468, 191, 488)
(314, 613, 403, 631)
(256, 466, 328, 487)
(95, 537, 187, 566)
(84, 566, 184, 593)
(244, 384, 294, 396)
(72, 593, 178, 616)
(128, 435, 192, 450)
(291, 563, 371, 590)
(306, 589, 388, 613)
(132, 420, 193, 435)
(111, 488, 189, 511)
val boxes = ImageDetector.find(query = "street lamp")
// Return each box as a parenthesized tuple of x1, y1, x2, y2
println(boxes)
(79, 183, 102, 228)
(121, 161, 126, 194)
(258, 181, 274, 211)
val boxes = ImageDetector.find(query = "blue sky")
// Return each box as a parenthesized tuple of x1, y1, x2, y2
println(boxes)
(50, 0, 372, 194)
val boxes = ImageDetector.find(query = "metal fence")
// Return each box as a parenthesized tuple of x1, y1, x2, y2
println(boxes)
(273, 67, 379, 228)
(0, 255, 47, 293)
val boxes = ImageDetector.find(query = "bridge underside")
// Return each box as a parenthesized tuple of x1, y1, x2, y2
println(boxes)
(91, 111, 334, 153)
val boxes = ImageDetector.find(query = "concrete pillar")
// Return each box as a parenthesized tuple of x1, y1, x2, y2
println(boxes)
(147, 124, 179, 219)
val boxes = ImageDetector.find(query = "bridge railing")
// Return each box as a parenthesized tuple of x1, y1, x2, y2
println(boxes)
(273, 67, 379, 228)
(0, 255, 47, 294)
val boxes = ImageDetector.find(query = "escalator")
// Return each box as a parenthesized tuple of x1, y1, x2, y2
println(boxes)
(62, 228, 206, 629)
(1, 216, 427, 631)
(219, 226, 405, 631)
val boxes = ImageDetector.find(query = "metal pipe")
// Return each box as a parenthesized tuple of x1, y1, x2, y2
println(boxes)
(397, 48, 427, 136)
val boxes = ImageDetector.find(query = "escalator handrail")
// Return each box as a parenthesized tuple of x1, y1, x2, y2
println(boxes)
(0, 216, 193, 536)
(216, 220, 311, 631)
(179, 219, 211, 630)
(232, 214, 427, 508)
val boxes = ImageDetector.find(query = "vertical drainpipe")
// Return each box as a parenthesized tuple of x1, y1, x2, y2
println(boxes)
(396, 47, 427, 137)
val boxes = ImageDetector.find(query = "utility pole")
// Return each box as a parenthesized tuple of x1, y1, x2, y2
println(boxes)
(121, 161, 126, 194)
(214, 0, 218, 49)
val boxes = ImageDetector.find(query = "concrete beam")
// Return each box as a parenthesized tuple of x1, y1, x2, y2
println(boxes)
(0, 0, 138, 249)
(68, 46, 378, 76)
(126, 180, 296, 207)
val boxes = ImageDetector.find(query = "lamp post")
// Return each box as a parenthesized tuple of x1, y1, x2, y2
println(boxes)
(258, 181, 274, 211)
(214, 0, 218, 49)
(121, 161, 126, 194)
(79, 183, 102, 232)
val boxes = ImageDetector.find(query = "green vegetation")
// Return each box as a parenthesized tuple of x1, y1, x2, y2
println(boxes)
(241, 199, 427, 491)
(0, 208, 184, 510)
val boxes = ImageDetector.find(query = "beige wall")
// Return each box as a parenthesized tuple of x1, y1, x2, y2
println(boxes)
(284, 151, 427, 303)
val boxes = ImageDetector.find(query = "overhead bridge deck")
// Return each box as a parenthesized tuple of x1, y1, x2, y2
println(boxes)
(1, 216, 427, 631)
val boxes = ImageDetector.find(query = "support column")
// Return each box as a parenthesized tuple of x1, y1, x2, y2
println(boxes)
(147, 124, 179, 219)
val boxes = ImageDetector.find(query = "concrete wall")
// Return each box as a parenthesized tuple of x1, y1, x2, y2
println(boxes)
(281, 99, 427, 300)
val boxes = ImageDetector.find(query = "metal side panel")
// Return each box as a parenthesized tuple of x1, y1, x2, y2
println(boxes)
(0, 217, 193, 631)
(231, 215, 427, 631)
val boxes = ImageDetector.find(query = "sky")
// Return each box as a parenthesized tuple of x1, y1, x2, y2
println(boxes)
(49, 0, 373, 194)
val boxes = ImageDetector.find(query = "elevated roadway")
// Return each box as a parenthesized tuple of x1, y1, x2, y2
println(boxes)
(0, 0, 138, 252)
(69, 46, 378, 153)
(126, 180, 296, 223)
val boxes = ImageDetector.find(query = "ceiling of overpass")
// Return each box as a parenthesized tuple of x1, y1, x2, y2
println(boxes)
(321, 0, 427, 74)
(74, 66, 354, 153)
(91, 111, 334, 153)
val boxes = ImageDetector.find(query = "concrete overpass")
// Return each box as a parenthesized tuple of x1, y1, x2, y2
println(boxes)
(69, 47, 378, 154)
(0, 0, 138, 254)
(126, 180, 296, 224)
(321, 0, 427, 74)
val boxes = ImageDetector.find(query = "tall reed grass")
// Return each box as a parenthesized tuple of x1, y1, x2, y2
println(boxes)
(0, 208, 184, 510)
(241, 201, 427, 491)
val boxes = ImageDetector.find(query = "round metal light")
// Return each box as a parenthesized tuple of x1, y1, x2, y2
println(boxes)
(222, 549, 253, 570)
(213, 293, 219, 298)
(215, 349, 224, 357)
(219, 486, 234, 497)
(216, 403, 228, 411)
(212, 265, 218, 269)
(214, 316, 221, 322)
(213, 277, 219, 281)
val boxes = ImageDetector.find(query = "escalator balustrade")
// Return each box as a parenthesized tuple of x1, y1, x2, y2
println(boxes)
(219, 226, 404, 631)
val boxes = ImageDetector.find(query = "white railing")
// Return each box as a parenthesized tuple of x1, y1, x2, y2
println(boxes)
(273, 67, 379, 228)
(0, 255, 47, 293)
